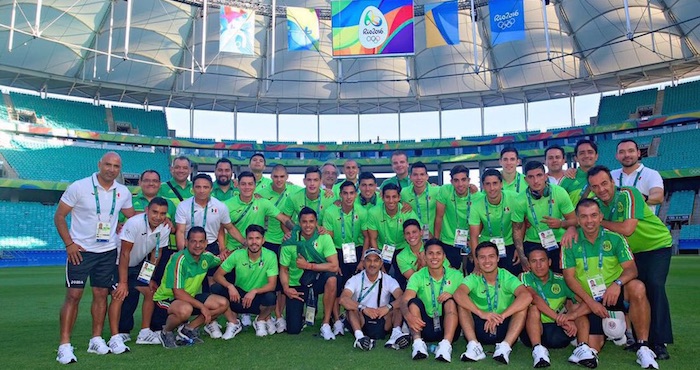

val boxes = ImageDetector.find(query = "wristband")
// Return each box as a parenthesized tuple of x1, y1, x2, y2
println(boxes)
(614, 279, 623, 287)
(65, 242, 75, 248)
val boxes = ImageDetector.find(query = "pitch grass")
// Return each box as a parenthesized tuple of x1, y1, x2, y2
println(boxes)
(2, 257, 699, 370)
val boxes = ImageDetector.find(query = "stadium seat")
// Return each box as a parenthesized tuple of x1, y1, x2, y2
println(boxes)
(667, 191, 695, 222)
(662, 80, 700, 115)
(10, 93, 108, 132)
(0, 201, 63, 250)
(597, 89, 658, 125)
(111, 106, 168, 137)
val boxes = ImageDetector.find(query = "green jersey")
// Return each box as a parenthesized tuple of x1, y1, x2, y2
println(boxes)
(520, 271, 575, 323)
(401, 185, 440, 235)
(366, 204, 418, 250)
(405, 267, 464, 317)
(332, 181, 358, 198)
(255, 176, 273, 192)
(381, 175, 411, 191)
(502, 172, 528, 193)
(223, 196, 281, 250)
(119, 191, 175, 223)
(512, 185, 574, 243)
(219, 248, 278, 292)
(158, 180, 193, 207)
(256, 184, 302, 244)
(153, 249, 220, 301)
(211, 183, 238, 202)
(280, 232, 336, 287)
(468, 190, 519, 245)
(436, 185, 483, 245)
(462, 268, 523, 314)
(562, 227, 633, 297)
(396, 245, 450, 274)
(598, 186, 672, 253)
(559, 168, 589, 195)
(356, 192, 383, 211)
(281, 188, 335, 225)
(322, 204, 368, 248)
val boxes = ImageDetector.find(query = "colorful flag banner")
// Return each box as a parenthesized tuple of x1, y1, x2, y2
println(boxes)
(488, 0, 525, 45)
(425, 1, 459, 48)
(219, 6, 255, 54)
(331, 0, 415, 57)
(287, 7, 321, 51)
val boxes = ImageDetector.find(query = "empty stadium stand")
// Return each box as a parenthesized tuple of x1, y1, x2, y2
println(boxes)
(662, 80, 700, 115)
(667, 190, 695, 223)
(111, 106, 168, 137)
(0, 201, 63, 250)
(679, 224, 700, 251)
(597, 88, 659, 125)
(10, 93, 108, 132)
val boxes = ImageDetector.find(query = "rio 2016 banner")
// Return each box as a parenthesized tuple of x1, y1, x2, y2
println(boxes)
(331, 0, 415, 57)
(488, 0, 525, 45)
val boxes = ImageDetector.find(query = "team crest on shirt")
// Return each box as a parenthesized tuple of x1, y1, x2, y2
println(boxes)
(313, 241, 318, 248)
(212, 208, 218, 214)
(117, 192, 121, 198)
(253, 206, 259, 212)
(617, 202, 624, 214)
(259, 260, 264, 267)
(445, 279, 452, 286)
(202, 260, 209, 269)
(504, 207, 511, 213)
(551, 284, 561, 294)
(603, 240, 612, 252)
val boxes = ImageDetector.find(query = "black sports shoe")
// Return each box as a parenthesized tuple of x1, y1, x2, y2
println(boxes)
(653, 344, 670, 360)
(354, 336, 374, 351)
(178, 326, 204, 344)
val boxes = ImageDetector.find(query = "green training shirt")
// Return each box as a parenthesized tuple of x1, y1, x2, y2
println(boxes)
(212, 183, 238, 202)
(158, 180, 193, 207)
(223, 196, 281, 250)
(401, 185, 440, 235)
(396, 245, 450, 274)
(256, 184, 302, 244)
(279, 232, 336, 287)
(436, 184, 484, 245)
(468, 190, 518, 245)
(365, 204, 418, 250)
(462, 268, 523, 314)
(511, 184, 575, 243)
(356, 192, 383, 211)
(119, 191, 175, 223)
(405, 267, 464, 317)
(559, 168, 589, 195)
(520, 271, 575, 323)
(153, 249, 221, 301)
(281, 188, 335, 225)
(502, 172, 528, 194)
(219, 248, 278, 292)
(322, 203, 368, 248)
(381, 176, 411, 191)
(255, 176, 273, 192)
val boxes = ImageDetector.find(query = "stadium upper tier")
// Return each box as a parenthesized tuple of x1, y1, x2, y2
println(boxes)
(597, 89, 659, 125)
(666, 190, 695, 222)
(662, 80, 700, 116)
(10, 93, 108, 132)
(0, 201, 63, 250)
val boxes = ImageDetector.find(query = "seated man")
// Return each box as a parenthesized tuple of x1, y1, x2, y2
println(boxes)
(212, 224, 278, 339)
(151, 227, 230, 348)
(454, 241, 531, 365)
(520, 246, 589, 368)
(279, 207, 339, 339)
(340, 249, 409, 351)
(401, 239, 464, 363)
(109, 197, 172, 351)
(397, 219, 450, 284)
(562, 199, 658, 369)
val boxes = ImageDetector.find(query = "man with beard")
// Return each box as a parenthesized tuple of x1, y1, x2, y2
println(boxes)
(545, 145, 567, 186)
(560, 140, 599, 205)
(611, 139, 664, 214)
(212, 158, 238, 202)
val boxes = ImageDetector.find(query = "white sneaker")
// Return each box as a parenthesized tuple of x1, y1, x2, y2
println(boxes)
(412, 338, 429, 360)
(493, 341, 512, 364)
(320, 323, 336, 340)
(568, 342, 598, 368)
(136, 328, 161, 345)
(460, 340, 486, 362)
(385, 327, 410, 349)
(254, 320, 269, 337)
(275, 317, 287, 333)
(434, 339, 453, 362)
(222, 321, 243, 340)
(241, 314, 253, 327)
(532, 344, 551, 368)
(636, 345, 659, 369)
(56, 343, 77, 364)
(333, 319, 345, 336)
(118, 333, 131, 343)
(204, 321, 223, 339)
(265, 319, 277, 335)
(107, 335, 130, 354)
(354, 336, 375, 351)
(87, 337, 110, 355)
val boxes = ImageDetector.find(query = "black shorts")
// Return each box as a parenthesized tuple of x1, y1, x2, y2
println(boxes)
(520, 322, 573, 349)
(336, 245, 363, 297)
(151, 293, 210, 329)
(408, 297, 459, 343)
(264, 242, 283, 292)
(362, 314, 387, 340)
(110, 264, 150, 292)
(210, 284, 277, 314)
(205, 241, 220, 277)
(588, 285, 629, 335)
(473, 313, 512, 345)
(65, 249, 117, 289)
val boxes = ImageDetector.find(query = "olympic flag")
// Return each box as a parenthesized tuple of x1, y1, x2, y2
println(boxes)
(287, 7, 321, 51)
(219, 6, 255, 55)
(425, 1, 459, 48)
(488, 0, 525, 46)
(331, 0, 415, 57)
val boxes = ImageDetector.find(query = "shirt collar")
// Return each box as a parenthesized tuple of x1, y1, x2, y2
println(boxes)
(92, 173, 118, 191)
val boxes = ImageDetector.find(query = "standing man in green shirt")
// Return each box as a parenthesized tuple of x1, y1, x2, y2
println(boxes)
(401, 240, 464, 362)
(212, 225, 279, 339)
(120, 170, 176, 225)
(249, 153, 273, 191)
(562, 198, 658, 370)
(401, 161, 440, 241)
(366, 183, 419, 288)
(223, 171, 294, 251)
(357, 172, 383, 210)
(435, 165, 482, 271)
(586, 165, 673, 359)
(560, 139, 599, 204)
(453, 241, 531, 365)
(512, 161, 577, 273)
(279, 207, 339, 339)
(381, 151, 411, 191)
(397, 219, 451, 283)
(323, 181, 369, 335)
(334, 159, 360, 195)
(500, 147, 528, 194)
(469, 169, 520, 276)
(212, 158, 238, 202)
(281, 166, 335, 225)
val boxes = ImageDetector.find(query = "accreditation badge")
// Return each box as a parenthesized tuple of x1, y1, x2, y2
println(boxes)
(305, 305, 316, 327)
(538, 229, 559, 251)
(432, 310, 442, 332)
(587, 274, 606, 301)
(137, 261, 156, 284)
(381, 244, 396, 264)
(491, 238, 507, 258)
(421, 225, 430, 242)
(454, 229, 469, 255)
(342, 243, 357, 264)
(96, 222, 111, 242)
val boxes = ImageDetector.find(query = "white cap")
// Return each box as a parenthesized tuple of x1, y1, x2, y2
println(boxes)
(603, 311, 627, 340)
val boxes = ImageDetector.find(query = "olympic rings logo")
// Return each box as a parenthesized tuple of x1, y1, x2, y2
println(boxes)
(366, 36, 381, 43)
(497, 18, 516, 30)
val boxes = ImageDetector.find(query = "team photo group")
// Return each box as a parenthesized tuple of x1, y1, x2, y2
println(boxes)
(54, 139, 672, 369)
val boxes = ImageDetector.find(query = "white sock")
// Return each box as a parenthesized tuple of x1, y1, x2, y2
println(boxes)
(354, 330, 365, 340)
(439, 339, 450, 347)
(392, 326, 403, 335)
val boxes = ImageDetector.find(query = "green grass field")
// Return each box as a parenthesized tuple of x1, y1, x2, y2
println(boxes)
(3, 256, 699, 369)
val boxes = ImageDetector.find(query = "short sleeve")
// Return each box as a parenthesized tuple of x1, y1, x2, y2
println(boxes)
(562, 244, 577, 270)
(555, 186, 575, 215)
(219, 253, 237, 273)
(279, 245, 295, 267)
(646, 170, 664, 190)
(120, 218, 137, 243)
(396, 250, 412, 274)
(510, 196, 526, 223)
(263, 199, 281, 218)
(468, 199, 482, 226)
(266, 253, 279, 277)
(280, 195, 295, 217)
(60, 182, 81, 208)
(436, 186, 449, 206)
(175, 201, 188, 225)
(384, 275, 400, 294)
(461, 274, 479, 293)
(218, 202, 232, 224)
(320, 235, 336, 258)
(405, 272, 421, 293)
(501, 271, 524, 295)
(366, 208, 380, 231)
(159, 227, 170, 248)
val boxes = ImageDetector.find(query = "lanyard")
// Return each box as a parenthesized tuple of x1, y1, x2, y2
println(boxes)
(526, 188, 553, 230)
(274, 188, 287, 207)
(340, 208, 355, 241)
(484, 192, 504, 237)
(453, 189, 472, 229)
(358, 272, 380, 303)
(515, 173, 521, 193)
(144, 214, 161, 261)
(414, 187, 431, 225)
(429, 268, 447, 315)
(482, 274, 500, 312)
(619, 168, 643, 188)
(92, 177, 116, 221)
(190, 199, 209, 229)
(608, 189, 621, 220)
(530, 271, 551, 304)
(304, 193, 322, 216)
(232, 198, 254, 225)
(581, 228, 605, 273)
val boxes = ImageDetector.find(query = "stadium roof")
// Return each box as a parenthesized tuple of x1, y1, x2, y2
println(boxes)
(0, 0, 698, 114)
